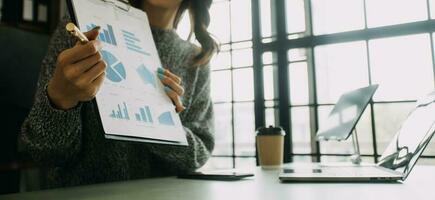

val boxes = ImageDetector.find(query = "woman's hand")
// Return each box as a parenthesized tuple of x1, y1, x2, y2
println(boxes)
(157, 68, 185, 113)
(47, 27, 106, 110)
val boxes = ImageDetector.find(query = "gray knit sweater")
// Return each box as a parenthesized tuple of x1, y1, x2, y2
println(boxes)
(20, 16, 215, 189)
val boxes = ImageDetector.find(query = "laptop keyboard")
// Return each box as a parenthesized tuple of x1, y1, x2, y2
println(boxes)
(284, 166, 396, 177)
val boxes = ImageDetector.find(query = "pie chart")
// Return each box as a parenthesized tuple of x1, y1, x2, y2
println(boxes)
(158, 111, 175, 126)
(101, 50, 126, 82)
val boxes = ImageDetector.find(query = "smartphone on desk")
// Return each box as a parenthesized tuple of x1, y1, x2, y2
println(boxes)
(178, 171, 254, 181)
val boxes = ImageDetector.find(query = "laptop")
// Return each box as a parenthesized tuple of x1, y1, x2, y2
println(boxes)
(279, 88, 435, 182)
(316, 85, 379, 141)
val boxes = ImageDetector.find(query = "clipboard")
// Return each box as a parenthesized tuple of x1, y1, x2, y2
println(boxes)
(66, 0, 188, 146)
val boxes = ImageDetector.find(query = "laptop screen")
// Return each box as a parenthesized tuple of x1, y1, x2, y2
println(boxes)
(378, 91, 435, 179)
(316, 85, 379, 141)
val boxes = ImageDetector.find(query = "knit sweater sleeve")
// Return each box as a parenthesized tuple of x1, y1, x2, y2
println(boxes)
(147, 64, 215, 173)
(20, 17, 83, 166)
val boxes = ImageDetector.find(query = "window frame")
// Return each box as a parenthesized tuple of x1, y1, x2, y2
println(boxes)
(252, 0, 435, 164)
(208, 0, 435, 168)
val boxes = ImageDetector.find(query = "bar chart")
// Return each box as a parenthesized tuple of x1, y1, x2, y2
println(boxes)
(110, 102, 130, 120)
(135, 106, 154, 123)
(122, 30, 150, 56)
(158, 111, 175, 126)
(136, 64, 157, 88)
(87, 23, 117, 46)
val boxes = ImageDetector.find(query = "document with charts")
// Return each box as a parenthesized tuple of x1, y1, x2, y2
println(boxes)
(68, 0, 187, 145)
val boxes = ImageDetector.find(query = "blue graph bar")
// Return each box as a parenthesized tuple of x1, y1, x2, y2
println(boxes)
(145, 106, 153, 123)
(104, 30, 111, 44)
(100, 32, 106, 43)
(135, 106, 154, 123)
(124, 34, 140, 42)
(140, 108, 147, 122)
(86, 24, 96, 31)
(124, 37, 138, 44)
(123, 102, 130, 120)
(117, 111, 121, 118)
(117, 105, 122, 119)
(110, 102, 130, 120)
(125, 42, 143, 51)
(122, 30, 150, 56)
(87, 24, 117, 46)
(122, 30, 135, 37)
(108, 25, 117, 45)
(127, 47, 150, 56)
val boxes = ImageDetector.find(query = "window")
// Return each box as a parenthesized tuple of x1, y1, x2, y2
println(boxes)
(286, 0, 306, 35)
(179, 0, 435, 169)
(178, 0, 255, 169)
(283, 0, 435, 163)
(369, 34, 434, 101)
(366, 0, 428, 28)
(314, 41, 369, 104)
(311, 0, 365, 35)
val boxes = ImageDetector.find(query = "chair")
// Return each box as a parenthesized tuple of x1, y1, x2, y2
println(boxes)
(0, 25, 49, 194)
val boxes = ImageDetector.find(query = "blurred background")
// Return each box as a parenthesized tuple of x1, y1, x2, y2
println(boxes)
(2, 0, 435, 195)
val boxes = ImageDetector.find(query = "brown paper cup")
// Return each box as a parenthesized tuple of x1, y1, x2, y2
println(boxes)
(256, 135, 284, 168)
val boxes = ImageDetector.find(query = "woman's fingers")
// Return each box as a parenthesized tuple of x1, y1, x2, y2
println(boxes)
(70, 52, 103, 75)
(158, 67, 182, 84)
(82, 60, 107, 84)
(63, 40, 103, 64)
(83, 26, 101, 41)
(164, 86, 185, 113)
(157, 67, 185, 113)
(158, 72, 184, 96)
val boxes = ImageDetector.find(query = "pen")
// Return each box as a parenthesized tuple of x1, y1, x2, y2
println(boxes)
(66, 22, 90, 44)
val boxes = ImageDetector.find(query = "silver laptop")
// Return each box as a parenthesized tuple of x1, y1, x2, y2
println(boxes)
(316, 85, 379, 141)
(280, 89, 435, 182)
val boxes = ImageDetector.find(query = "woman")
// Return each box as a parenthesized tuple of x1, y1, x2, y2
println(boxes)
(21, 0, 217, 189)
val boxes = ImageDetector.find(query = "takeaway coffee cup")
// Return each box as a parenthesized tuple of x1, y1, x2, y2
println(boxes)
(256, 126, 286, 168)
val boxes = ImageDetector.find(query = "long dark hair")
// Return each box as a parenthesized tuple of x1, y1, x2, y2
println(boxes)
(130, 0, 219, 66)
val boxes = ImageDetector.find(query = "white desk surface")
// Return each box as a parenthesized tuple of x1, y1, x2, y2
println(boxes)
(1, 165, 435, 200)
